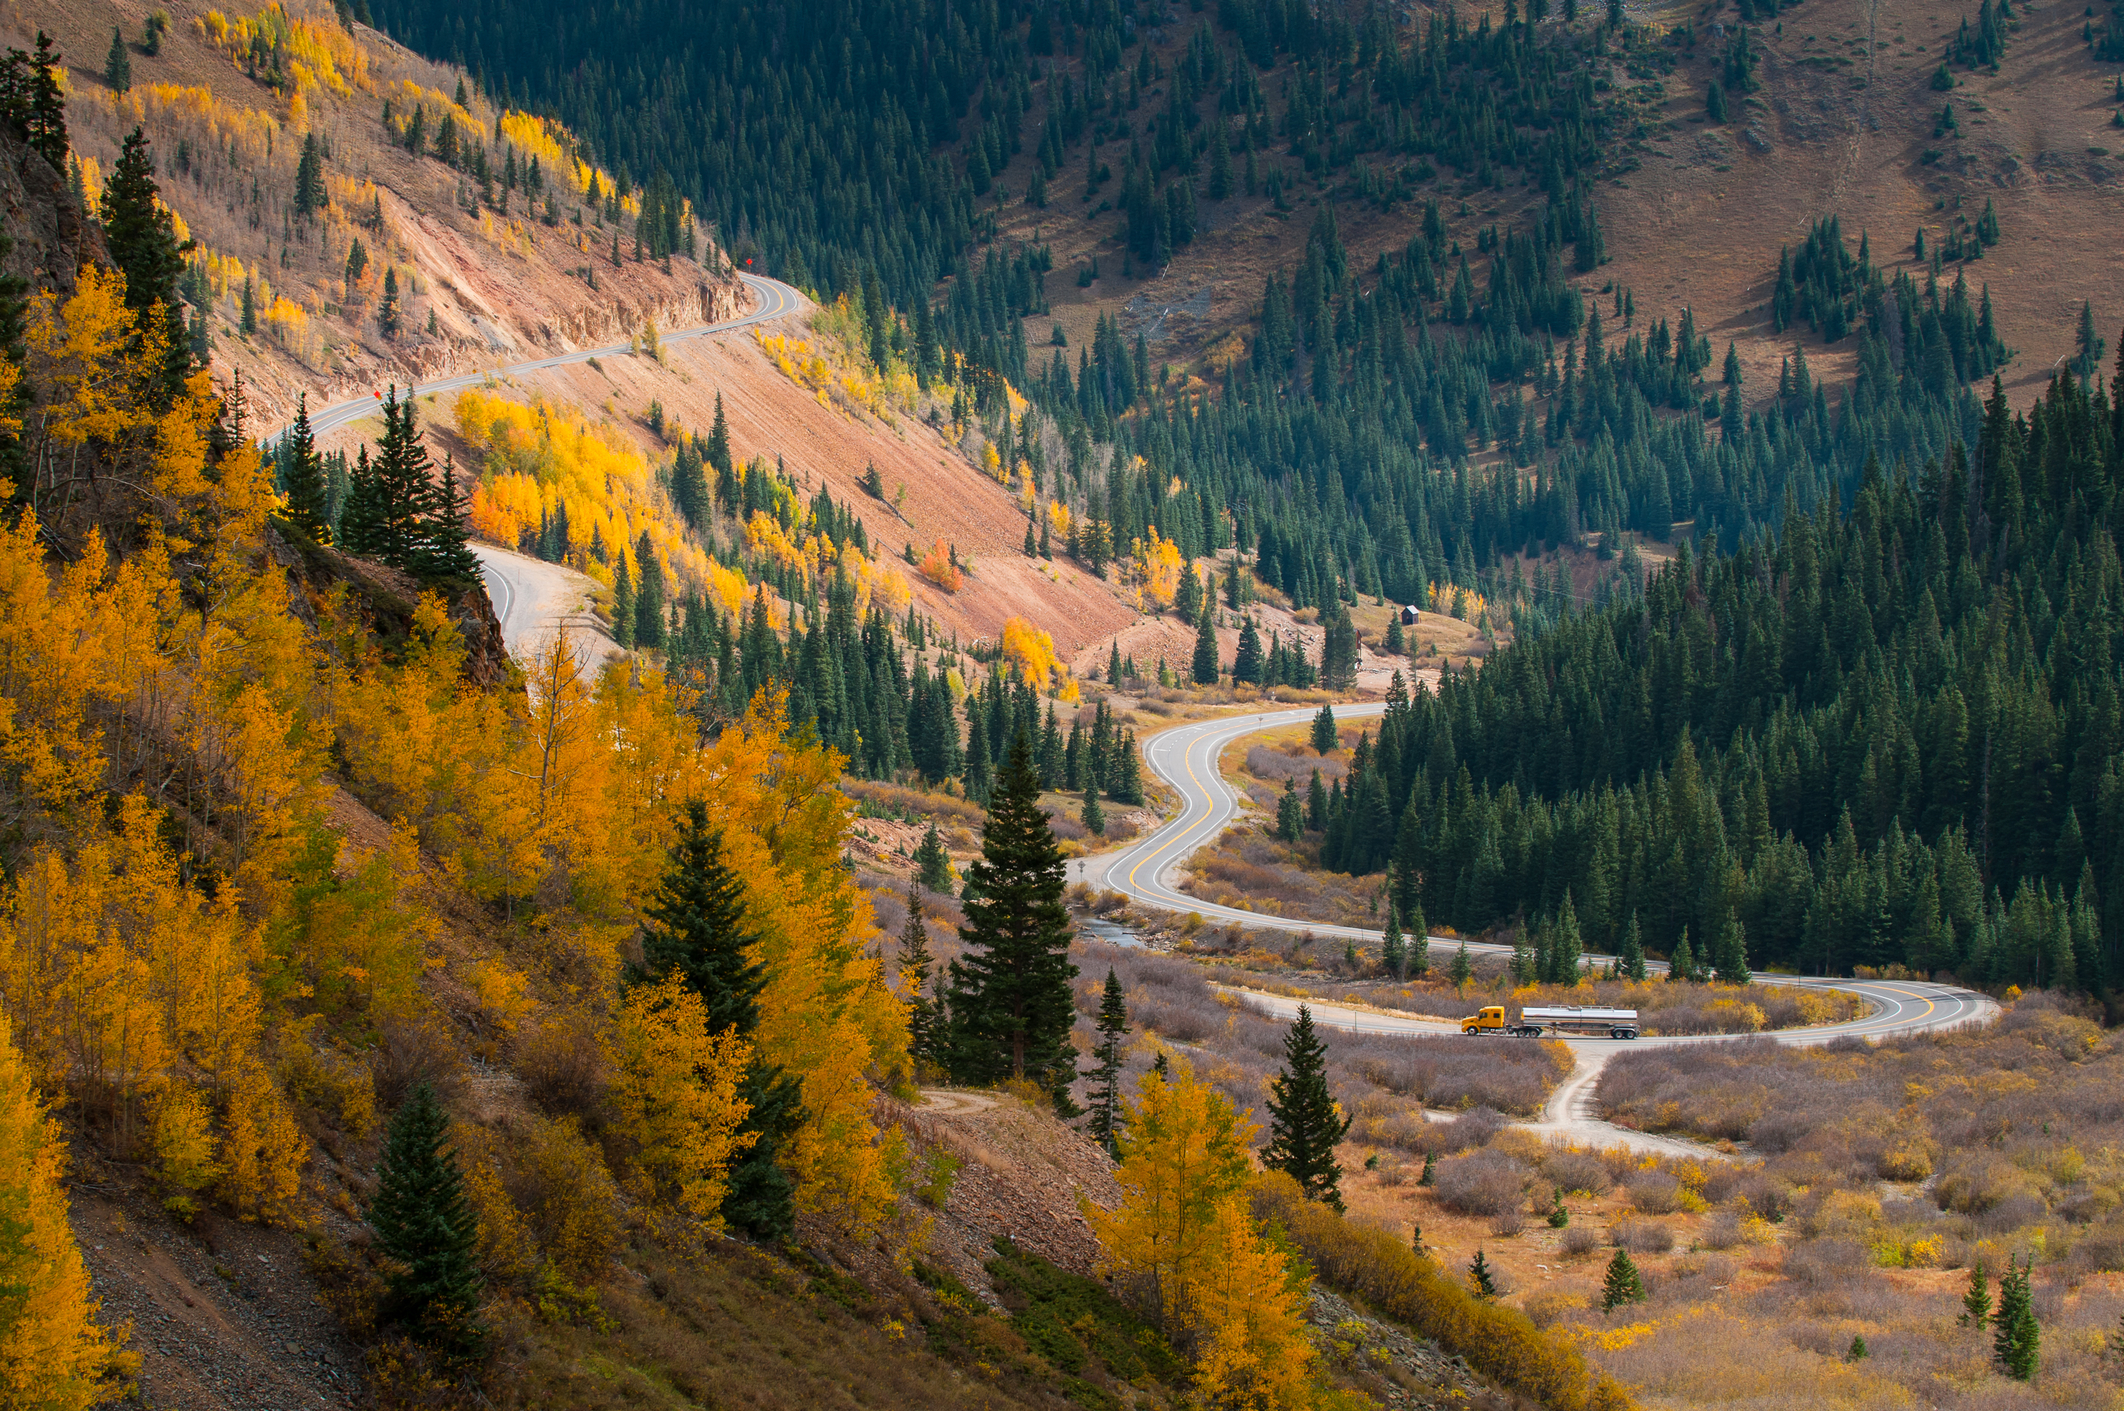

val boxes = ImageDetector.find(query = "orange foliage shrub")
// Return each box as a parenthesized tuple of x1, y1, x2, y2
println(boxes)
(917, 540, 964, 593)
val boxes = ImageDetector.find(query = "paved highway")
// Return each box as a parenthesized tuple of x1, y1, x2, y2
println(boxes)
(259, 274, 805, 667)
(1073, 702, 1998, 1146)
(266, 271, 805, 446)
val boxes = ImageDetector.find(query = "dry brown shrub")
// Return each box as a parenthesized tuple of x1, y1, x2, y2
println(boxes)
(1491, 1206, 1526, 1238)
(370, 1007, 469, 1113)
(1539, 1148, 1613, 1196)
(1625, 1170, 1680, 1215)
(1560, 1224, 1602, 1257)
(1611, 1217, 1674, 1254)
(515, 1013, 611, 1126)
(1435, 1149, 1533, 1217)
(1700, 1210, 1745, 1250)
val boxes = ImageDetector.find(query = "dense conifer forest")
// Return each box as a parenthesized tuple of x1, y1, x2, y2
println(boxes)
(365, 0, 2122, 998)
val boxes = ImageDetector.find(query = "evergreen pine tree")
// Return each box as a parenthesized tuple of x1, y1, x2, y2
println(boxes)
(367, 1083, 485, 1352)
(914, 822, 954, 894)
(1262, 1005, 1352, 1210)
(1549, 892, 1584, 984)
(1994, 1253, 2038, 1379)
(22, 34, 68, 172)
(1275, 779, 1303, 842)
(944, 731, 1080, 1107)
(1406, 899, 1429, 976)
(104, 26, 130, 94)
(1190, 598, 1219, 684)
(611, 553, 636, 648)
(1601, 1248, 1647, 1311)
(1085, 968, 1130, 1157)
(1232, 616, 1264, 684)
(1959, 1260, 1991, 1327)
(1082, 789, 1105, 836)
(1311, 703, 1339, 753)
(1176, 561, 1201, 621)
(1713, 914, 1752, 986)
(1418, 1150, 1436, 1186)
(1620, 913, 1648, 981)
(378, 265, 402, 336)
(1108, 639, 1124, 685)
(294, 131, 327, 219)
(1450, 938, 1474, 992)
(1510, 926, 1537, 984)
(1306, 769, 1329, 831)
(419, 453, 482, 581)
(280, 393, 332, 545)
(1667, 927, 1695, 982)
(1380, 905, 1406, 980)
(633, 529, 666, 647)
(1547, 1187, 1570, 1228)
(899, 884, 938, 1069)
(99, 127, 190, 399)
(629, 801, 801, 1241)
(1469, 1249, 1498, 1299)
(364, 389, 441, 571)
(339, 446, 380, 557)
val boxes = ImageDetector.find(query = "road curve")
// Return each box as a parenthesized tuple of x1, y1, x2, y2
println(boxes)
(266, 272, 805, 446)
(1074, 703, 1998, 1150)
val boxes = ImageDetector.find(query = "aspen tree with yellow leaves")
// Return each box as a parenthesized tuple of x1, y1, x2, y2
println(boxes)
(0, 1019, 132, 1408)
(1089, 1056, 1319, 1408)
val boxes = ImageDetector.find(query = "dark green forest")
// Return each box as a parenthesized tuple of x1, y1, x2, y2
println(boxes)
(361, 0, 2124, 995)
(1323, 367, 2124, 995)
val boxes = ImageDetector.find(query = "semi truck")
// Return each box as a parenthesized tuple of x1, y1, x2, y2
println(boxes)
(1461, 1005, 1640, 1040)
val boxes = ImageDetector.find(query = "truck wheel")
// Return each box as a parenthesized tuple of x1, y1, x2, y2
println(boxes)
(1609, 1028, 1625, 1039)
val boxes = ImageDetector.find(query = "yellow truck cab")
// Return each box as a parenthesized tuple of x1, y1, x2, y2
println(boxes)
(1462, 1005, 1639, 1039)
(1462, 1006, 1516, 1035)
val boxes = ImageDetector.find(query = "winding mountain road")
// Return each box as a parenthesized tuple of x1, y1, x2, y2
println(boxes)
(1073, 703, 1997, 1151)
(275, 272, 805, 445)
(263, 274, 806, 664)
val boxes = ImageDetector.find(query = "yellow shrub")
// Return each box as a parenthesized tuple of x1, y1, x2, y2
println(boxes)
(153, 1086, 224, 1219)
(0, 1019, 132, 1408)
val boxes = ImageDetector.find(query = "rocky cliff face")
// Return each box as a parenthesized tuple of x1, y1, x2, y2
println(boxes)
(0, 127, 109, 297)
(268, 526, 511, 689)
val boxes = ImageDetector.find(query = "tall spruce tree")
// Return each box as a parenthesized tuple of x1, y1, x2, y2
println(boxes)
(280, 393, 332, 544)
(418, 453, 482, 581)
(1667, 927, 1695, 983)
(104, 26, 129, 94)
(294, 131, 327, 219)
(1262, 1004, 1351, 1210)
(1619, 913, 1648, 982)
(1712, 913, 1751, 986)
(1601, 1247, 1647, 1312)
(368, 1083, 486, 1353)
(1311, 703, 1339, 753)
(1450, 937, 1474, 991)
(1380, 905, 1406, 980)
(1232, 616, 1264, 684)
(629, 801, 801, 1241)
(1994, 1253, 2038, 1379)
(913, 822, 954, 893)
(898, 884, 938, 1069)
(1085, 968, 1130, 1157)
(944, 730, 1080, 1107)
(99, 127, 191, 400)
(633, 529, 666, 647)
(1405, 898, 1429, 976)
(1959, 1260, 1992, 1327)
(364, 388, 439, 570)
(1190, 598, 1219, 684)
